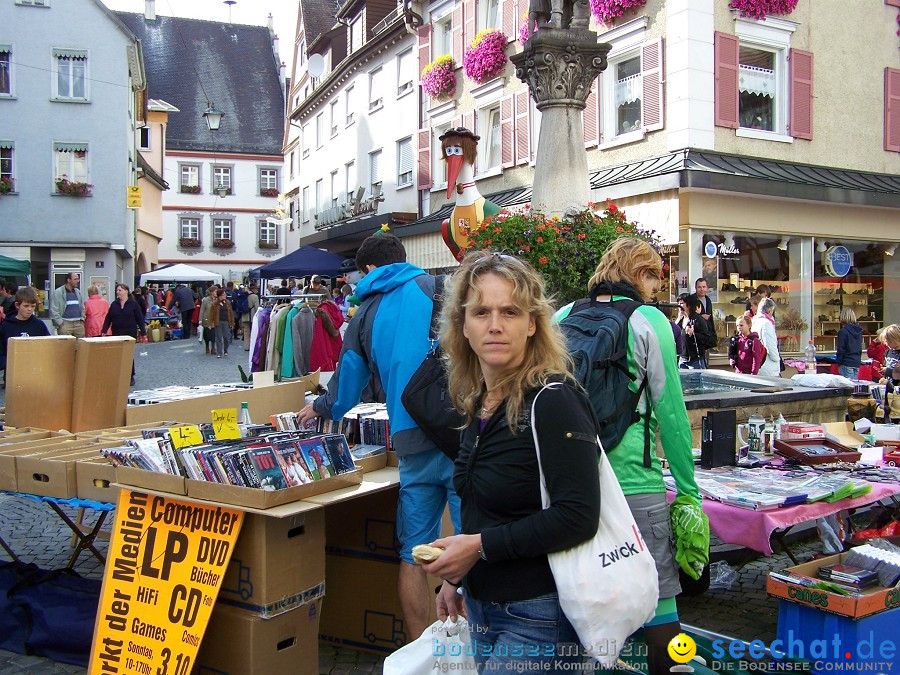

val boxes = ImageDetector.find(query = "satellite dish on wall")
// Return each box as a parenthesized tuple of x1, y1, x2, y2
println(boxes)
(307, 54, 325, 78)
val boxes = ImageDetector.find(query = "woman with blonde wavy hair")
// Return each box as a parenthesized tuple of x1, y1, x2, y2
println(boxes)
(556, 237, 705, 675)
(421, 251, 600, 673)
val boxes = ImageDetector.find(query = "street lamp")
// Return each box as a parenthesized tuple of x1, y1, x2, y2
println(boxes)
(203, 105, 224, 131)
(215, 183, 228, 198)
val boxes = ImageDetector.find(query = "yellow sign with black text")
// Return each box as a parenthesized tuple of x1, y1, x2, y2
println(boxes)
(211, 408, 241, 441)
(89, 489, 243, 675)
(127, 185, 141, 208)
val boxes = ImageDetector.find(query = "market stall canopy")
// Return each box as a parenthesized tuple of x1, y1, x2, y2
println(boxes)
(257, 245, 344, 280)
(139, 263, 222, 285)
(0, 254, 31, 277)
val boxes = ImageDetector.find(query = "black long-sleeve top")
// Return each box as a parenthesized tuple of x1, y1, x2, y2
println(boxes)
(451, 381, 601, 603)
(102, 298, 146, 338)
(684, 313, 716, 362)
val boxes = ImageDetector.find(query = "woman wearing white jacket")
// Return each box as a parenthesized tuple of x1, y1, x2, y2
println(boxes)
(751, 297, 781, 377)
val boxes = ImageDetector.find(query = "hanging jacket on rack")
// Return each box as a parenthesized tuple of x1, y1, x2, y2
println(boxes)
(309, 301, 344, 372)
(292, 305, 316, 376)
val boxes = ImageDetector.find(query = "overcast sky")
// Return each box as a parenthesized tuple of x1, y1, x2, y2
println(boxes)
(102, 0, 299, 71)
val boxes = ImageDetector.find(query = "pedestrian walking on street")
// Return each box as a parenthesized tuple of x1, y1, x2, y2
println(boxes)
(102, 283, 146, 385)
(199, 285, 218, 354)
(84, 285, 109, 337)
(49, 272, 85, 338)
(241, 284, 260, 350)
(172, 283, 195, 339)
(208, 288, 234, 358)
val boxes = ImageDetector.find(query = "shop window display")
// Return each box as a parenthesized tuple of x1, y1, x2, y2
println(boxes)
(811, 241, 886, 356)
(701, 233, 802, 355)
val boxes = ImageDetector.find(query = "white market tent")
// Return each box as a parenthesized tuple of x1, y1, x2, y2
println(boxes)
(139, 263, 223, 286)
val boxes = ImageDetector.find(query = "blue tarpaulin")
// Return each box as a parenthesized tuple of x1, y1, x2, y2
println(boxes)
(256, 245, 344, 279)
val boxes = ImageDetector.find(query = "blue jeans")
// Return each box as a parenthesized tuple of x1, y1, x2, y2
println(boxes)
(680, 357, 706, 370)
(838, 365, 859, 380)
(465, 592, 587, 673)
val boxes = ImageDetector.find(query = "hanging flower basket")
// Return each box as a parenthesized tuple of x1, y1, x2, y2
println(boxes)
(421, 55, 457, 100)
(0, 177, 12, 196)
(260, 187, 280, 197)
(729, 0, 798, 20)
(212, 239, 235, 249)
(55, 177, 93, 197)
(258, 240, 280, 250)
(589, 0, 647, 26)
(463, 30, 508, 84)
(180, 184, 201, 194)
(178, 237, 201, 248)
(519, 13, 538, 45)
(464, 201, 663, 304)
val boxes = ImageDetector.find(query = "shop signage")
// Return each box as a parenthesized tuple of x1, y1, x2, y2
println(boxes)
(661, 244, 680, 257)
(126, 185, 141, 209)
(89, 489, 243, 675)
(314, 184, 384, 229)
(703, 237, 741, 259)
(824, 245, 852, 278)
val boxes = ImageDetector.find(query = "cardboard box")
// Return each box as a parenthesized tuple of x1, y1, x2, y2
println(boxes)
(195, 595, 323, 675)
(386, 450, 398, 467)
(125, 375, 319, 426)
(70, 336, 135, 432)
(767, 552, 900, 618)
(16, 441, 121, 499)
(76, 458, 120, 503)
(0, 434, 77, 492)
(824, 422, 866, 449)
(186, 469, 363, 510)
(323, 487, 400, 560)
(318, 554, 438, 655)
(0, 430, 57, 446)
(781, 423, 825, 440)
(116, 465, 187, 495)
(217, 509, 325, 616)
(5, 336, 76, 430)
(354, 452, 388, 473)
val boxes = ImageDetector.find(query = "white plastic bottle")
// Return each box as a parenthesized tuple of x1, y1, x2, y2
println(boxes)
(238, 401, 252, 426)
(805, 340, 817, 373)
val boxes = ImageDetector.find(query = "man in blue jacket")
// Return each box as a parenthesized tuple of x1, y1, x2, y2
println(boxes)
(298, 233, 460, 637)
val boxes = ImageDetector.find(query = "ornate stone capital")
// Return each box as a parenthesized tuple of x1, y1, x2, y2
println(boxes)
(510, 29, 611, 111)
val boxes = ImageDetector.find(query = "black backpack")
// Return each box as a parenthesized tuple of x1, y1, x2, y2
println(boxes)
(559, 297, 652, 468)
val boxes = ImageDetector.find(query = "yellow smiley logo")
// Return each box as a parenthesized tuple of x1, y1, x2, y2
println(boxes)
(667, 633, 697, 664)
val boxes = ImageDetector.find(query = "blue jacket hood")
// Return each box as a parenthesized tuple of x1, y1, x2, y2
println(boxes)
(356, 263, 426, 300)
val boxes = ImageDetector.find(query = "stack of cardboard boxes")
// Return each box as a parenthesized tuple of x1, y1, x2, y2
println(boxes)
(194, 508, 327, 674)
(5, 336, 134, 432)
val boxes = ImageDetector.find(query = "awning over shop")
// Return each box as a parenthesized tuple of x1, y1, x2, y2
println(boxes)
(256, 245, 345, 280)
(0, 254, 30, 277)
(139, 263, 222, 285)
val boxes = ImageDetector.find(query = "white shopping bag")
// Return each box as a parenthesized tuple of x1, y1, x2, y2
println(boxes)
(383, 618, 476, 675)
(532, 385, 659, 667)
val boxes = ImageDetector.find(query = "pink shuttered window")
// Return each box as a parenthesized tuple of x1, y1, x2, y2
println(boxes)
(500, 95, 514, 167)
(417, 128, 432, 189)
(714, 32, 739, 129)
(583, 80, 598, 148)
(641, 38, 664, 131)
(788, 49, 813, 140)
(417, 25, 432, 79)
(514, 90, 531, 165)
(463, 111, 475, 133)
(501, 0, 519, 40)
(464, 0, 476, 50)
(886, 68, 900, 152)
(452, 5, 464, 65)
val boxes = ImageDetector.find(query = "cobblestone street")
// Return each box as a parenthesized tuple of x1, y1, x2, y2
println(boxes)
(0, 336, 827, 673)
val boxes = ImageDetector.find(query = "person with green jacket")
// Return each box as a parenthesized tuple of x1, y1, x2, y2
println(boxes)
(555, 237, 708, 675)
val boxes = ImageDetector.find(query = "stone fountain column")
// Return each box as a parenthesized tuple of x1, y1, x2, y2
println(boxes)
(511, 27, 610, 217)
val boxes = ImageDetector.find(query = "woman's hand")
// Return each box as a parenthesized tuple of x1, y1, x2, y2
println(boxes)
(435, 581, 466, 622)
(421, 534, 481, 584)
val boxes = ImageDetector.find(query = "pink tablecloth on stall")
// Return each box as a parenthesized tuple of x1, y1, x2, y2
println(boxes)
(666, 483, 899, 555)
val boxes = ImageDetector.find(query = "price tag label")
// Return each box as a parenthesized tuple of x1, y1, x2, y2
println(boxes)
(212, 408, 241, 440)
(169, 425, 204, 449)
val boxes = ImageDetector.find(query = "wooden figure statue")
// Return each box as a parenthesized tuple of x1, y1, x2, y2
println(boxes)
(438, 127, 501, 261)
